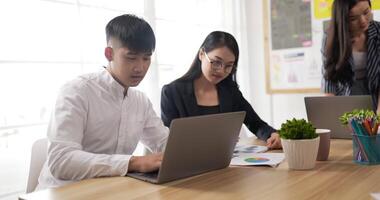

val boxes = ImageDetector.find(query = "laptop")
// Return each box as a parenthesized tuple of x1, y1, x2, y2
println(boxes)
(305, 95, 372, 139)
(127, 111, 246, 184)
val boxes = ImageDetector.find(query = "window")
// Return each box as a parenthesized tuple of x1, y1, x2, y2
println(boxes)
(0, 1, 143, 199)
(154, 0, 224, 88)
(0, 1, 242, 199)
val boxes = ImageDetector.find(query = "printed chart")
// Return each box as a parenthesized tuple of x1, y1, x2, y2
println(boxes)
(230, 153, 285, 167)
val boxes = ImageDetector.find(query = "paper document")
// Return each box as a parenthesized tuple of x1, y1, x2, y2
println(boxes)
(371, 193, 380, 200)
(233, 144, 268, 156)
(230, 153, 285, 167)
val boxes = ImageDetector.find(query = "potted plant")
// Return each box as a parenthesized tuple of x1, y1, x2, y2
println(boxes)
(279, 118, 319, 170)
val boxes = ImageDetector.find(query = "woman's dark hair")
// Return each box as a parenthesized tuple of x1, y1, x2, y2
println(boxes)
(324, 0, 371, 84)
(178, 31, 239, 87)
(106, 14, 155, 53)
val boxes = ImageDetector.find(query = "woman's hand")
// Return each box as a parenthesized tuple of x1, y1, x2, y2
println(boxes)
(266, 132, 282, 149)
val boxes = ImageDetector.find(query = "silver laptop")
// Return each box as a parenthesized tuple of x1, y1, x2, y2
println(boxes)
(305, 95, 372, 139)
(127, 111, 246, 184)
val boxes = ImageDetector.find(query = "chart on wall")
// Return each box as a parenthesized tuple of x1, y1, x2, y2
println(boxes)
(263, 0, 380, 93)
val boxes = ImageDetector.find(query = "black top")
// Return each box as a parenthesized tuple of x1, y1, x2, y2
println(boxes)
(197, 105, 220, 115)
(351, 79, 370, 95)
(160, 79, 276, 140)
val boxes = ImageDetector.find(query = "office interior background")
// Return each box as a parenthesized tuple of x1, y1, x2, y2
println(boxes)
(0, 0, 321, 199)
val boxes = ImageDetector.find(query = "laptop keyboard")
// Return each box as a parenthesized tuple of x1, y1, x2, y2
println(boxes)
(133, 171, 159, 179)
(144, 171, 158, 178)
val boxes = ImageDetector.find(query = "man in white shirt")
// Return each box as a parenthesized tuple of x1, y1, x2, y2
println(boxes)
(37, 14, 169, 189)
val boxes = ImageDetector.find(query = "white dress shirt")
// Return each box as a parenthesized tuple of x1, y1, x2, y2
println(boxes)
(36, 69, 169, 190)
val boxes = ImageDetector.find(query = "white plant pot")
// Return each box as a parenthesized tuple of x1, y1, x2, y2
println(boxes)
(281, 136, 320, 170)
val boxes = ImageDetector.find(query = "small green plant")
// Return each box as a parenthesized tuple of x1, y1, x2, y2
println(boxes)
(279, 118, 317, 140)
(339, 109, 380, 125)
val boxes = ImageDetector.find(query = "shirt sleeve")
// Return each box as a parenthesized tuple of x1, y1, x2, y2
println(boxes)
(236, 89, 276, 140)
(140, 94, 169, 153)
(47, 80, 131, 181)
(160, 84, 180, 127)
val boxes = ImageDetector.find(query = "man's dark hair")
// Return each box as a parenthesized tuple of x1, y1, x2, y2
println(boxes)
(106, 14, 155, 53)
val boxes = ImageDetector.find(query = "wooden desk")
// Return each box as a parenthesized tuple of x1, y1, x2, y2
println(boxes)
(19, 139, 380, 200)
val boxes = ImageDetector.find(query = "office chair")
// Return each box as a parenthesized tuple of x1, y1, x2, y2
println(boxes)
(26, 138, 48, 193)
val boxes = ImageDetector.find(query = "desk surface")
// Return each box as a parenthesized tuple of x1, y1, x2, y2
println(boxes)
(19, 139, 380, 200)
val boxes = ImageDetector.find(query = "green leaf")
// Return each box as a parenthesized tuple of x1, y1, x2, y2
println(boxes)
(340, 109, 380, 126)
(278, 118, 317, 140)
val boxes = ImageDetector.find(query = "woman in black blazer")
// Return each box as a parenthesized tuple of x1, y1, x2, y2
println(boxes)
(161, 31, 281, 149)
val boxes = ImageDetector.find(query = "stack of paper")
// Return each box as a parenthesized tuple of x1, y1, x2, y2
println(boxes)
(231, 145, 284, 167)
(230, 153, 285, 167)
(371, 193, 380, 200)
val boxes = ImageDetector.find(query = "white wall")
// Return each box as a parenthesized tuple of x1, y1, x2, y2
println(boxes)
(243, 0, 322, 129)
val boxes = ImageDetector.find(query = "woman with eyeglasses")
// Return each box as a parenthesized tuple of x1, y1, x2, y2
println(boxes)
(323, 0, 380, 112)
(160, 31, 281, 149)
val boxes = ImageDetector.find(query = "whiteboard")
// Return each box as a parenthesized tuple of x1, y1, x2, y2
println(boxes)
(263, 0, 380, 94)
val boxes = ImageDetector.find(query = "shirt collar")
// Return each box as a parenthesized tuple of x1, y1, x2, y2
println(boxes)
(101, 68, 127, 99)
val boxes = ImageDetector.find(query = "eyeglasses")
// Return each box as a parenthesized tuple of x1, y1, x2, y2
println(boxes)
(203, 50, 234, 73)
(349, 9, 372, 23)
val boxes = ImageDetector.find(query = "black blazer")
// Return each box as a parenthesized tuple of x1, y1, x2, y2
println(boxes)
(160, 79, 276, 140)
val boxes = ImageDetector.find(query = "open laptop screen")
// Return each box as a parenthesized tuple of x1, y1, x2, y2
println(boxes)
(305, 95, 372, 139)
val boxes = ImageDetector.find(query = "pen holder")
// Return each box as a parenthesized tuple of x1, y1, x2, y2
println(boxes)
(352, 134, 380, 165)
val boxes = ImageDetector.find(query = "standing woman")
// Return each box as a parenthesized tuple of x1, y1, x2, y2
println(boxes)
(322, 0, 380, 112)
(161, 31, 281, 149)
